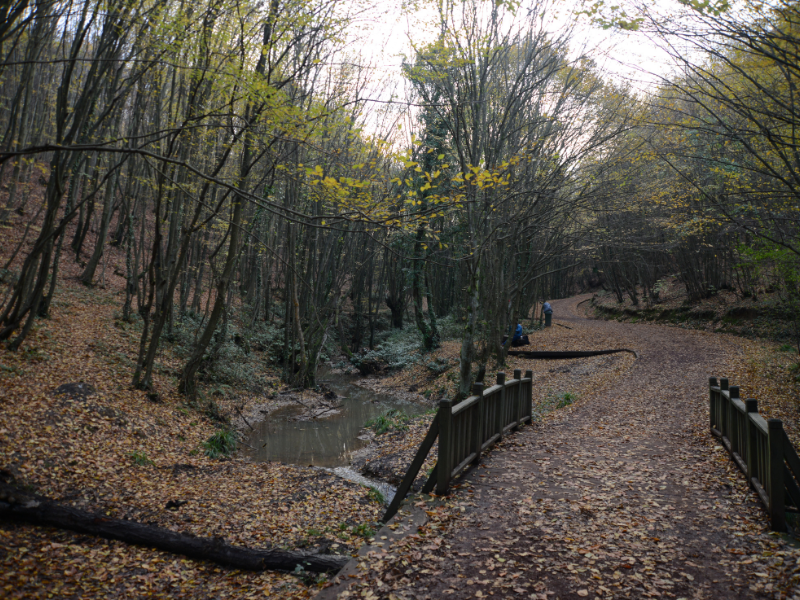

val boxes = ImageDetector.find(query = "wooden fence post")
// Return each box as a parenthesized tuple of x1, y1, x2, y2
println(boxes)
(768, 418, 786, 531)
(513, 369, 522, 429)
(525, 370, 533, 422)
(745, 398, 758, 484)
(709, 376, 718, 432)
(720, 377, 729, 440)
(437, 397, 453, 495)
(496, 372, 506, 441)
(472, 382, 484, 465)
(729, 385, 740, 456)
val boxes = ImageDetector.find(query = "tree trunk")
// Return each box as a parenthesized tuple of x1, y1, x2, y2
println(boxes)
(0, 484, 348, 573)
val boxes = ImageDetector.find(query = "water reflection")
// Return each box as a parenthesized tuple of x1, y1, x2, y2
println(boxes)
(242, 370, 426, 468)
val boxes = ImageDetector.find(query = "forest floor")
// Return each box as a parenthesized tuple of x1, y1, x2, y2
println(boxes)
(590, 275, 800, 350)
(2, 207, 800, 598)
(329, 297, 800, 600)
(0, 228, 386, 598)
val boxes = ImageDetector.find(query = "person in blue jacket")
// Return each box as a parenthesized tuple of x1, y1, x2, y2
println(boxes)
(503, 323, 529, 346)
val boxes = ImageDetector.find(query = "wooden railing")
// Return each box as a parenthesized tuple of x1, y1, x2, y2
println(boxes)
(382, 369, 533, 523)
(710, 376, 800, 531)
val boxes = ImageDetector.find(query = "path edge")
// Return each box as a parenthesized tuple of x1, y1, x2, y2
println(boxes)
(315, 495, 431, 599)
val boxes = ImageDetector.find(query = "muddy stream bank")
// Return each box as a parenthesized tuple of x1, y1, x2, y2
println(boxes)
(240, 368, 428, 503)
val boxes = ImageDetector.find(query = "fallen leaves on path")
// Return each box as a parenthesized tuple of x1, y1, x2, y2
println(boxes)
(334, 296, 800, 600)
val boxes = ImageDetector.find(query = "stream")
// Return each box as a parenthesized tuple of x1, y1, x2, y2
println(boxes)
(241, 368, 426, 503)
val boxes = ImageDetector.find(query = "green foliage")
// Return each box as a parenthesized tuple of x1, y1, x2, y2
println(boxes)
(532, 391, 577, 421)
(365, 408, 409, 435)
(556, 392, 576, 408)
(435, 314, 466, 341)
(366, 487, 385, 504)
(130, 451, 154, 466)
(352, 523, 375, 538)
(292, 563, 328, 586)
(426, 356, 452, 374)
(780, 344, 795, 352)
(351, 326, 422, 372)
(652, 279, 669, 299)
(171, 311, 273, 394)
(202, 430, 237, 459)
(740, 242, 800, 351)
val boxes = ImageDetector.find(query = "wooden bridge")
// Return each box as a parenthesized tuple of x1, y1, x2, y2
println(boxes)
(382, 369, 533, 523)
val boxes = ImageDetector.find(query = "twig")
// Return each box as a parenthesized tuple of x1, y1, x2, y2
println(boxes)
(234, 406, 254, 431)
(311, 404, 343, 418)
(291, 397, 314, 410)
(556, 323, 573, 330)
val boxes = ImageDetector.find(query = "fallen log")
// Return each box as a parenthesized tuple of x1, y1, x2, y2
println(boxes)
(0, 484, 348, 573)
(507, 348, 638, 359)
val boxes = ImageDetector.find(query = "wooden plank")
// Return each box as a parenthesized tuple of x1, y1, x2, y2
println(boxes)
(452, 452, 477, 479)
(437, 398, 453, 495)
(513, 369, 522, 430)
(711, 427, 722, 438)
(472, 383, 484, 465)
(381, 414, 440, 523)
(732, 451, 747, 474)
(709, 378, 719, 433)
(524, 371, 533, 420)
(452, 395, 479, 416)
(750, 414, 769, 436)
(483, 384, 502, 397)
(722, 436, 732, 453)
(752, 477, 770, 508)
(481, 433, 501, 451)
(768, 419, 786, 531)
(496, 373, 506, 443)
(783, 430, 800, 482)
(745, 398, 758, 483)
(784, 464, 800, 512)
(421, 464, 437, 494)
(732, 399, 747, 414)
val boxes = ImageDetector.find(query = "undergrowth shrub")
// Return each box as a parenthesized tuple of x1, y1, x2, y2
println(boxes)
(130, 451, 154, 466)
(426, 356, 452, 374)
(435, 315, 464, 340)
(365, 408, 409, 435)
(171, 311, 271, 393)
(532, 391, 577, 421)
(366, 487, 385, 504)
(203, 430, 237, 459)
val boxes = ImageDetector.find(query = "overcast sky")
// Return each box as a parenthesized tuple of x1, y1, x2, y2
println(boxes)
(349, 0, 682, 97)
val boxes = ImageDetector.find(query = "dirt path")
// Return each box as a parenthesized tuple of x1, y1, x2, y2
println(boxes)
(336, 297, 800, 599)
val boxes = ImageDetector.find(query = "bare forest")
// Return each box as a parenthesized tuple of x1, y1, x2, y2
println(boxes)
(1, 0, 800, 597)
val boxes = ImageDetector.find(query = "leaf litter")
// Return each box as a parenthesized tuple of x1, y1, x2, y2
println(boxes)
(0, 277, 384, 598)
(2, 252, 799, 599)
(332, 296, 800, 600)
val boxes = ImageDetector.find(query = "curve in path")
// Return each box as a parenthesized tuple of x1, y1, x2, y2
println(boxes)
(379, 296, 782, 599)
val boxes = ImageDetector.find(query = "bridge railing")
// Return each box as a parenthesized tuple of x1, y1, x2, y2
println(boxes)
(710, 376, 800, 531)
(438, 369, 532, 493)
(382, 369, 532, 523)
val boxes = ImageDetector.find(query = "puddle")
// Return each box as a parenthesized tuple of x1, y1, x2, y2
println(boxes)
(242, 369, 427, 469)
